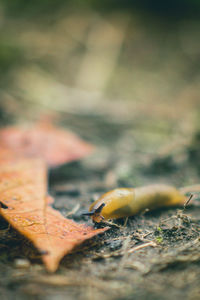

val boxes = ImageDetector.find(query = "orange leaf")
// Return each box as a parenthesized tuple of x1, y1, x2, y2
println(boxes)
(0, 122, 94, 166)
(0, 159, 107, 272)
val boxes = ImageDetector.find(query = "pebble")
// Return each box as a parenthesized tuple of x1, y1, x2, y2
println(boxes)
(14, 258, 30, 269)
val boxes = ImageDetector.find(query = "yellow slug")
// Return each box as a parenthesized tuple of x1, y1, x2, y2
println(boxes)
(84, 184, 194, 223)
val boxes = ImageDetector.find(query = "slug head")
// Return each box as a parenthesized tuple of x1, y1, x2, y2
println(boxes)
(86, 188, 135, 222)
(82, 203, 105, 222)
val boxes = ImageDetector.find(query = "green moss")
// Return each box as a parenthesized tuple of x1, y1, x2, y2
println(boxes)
(157, 226, 163, 232)
(155, 236, 163, 243)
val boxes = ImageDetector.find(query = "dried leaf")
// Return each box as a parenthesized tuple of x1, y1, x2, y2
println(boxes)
(0, 122, 94, 166)
(0, 159, 107, 272)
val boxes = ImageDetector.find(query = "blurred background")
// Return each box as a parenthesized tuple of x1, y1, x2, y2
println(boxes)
(0, 0, 200, 186)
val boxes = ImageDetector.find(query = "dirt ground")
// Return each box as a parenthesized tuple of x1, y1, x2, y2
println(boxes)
(0, 109, 200, 300)
(0, 5, 200, 300)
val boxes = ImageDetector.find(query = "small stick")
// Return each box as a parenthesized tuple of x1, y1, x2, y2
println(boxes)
(102, 220, 122, 228)
(65, 203, 80, 217)
(142, 231, 154, 239)
(128, 241, 157, 254)
(123, 217, 129, 227)
(183, 194, 193, 210)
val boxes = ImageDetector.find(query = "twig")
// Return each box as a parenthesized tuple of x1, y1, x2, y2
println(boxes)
(127, 241, 157, 254)
(65, 203, 80, 217)
(183, 194, 194, 210)
(102, 220, 122, 228)
(123, 217, 129, 227)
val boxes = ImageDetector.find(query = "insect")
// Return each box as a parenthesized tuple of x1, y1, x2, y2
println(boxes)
(84, 184, 198, 223)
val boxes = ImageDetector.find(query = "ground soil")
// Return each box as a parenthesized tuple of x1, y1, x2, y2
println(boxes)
(0, 110, 200, 300)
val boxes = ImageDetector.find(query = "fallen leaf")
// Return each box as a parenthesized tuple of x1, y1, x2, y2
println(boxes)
(0, 159, 107, 272)
(0, 121, 94, 166)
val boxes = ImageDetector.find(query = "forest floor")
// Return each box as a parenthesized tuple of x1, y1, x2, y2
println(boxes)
(0, 106, 200, 300)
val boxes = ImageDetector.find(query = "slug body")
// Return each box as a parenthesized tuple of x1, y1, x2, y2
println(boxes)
(88, 185, 186, 223)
